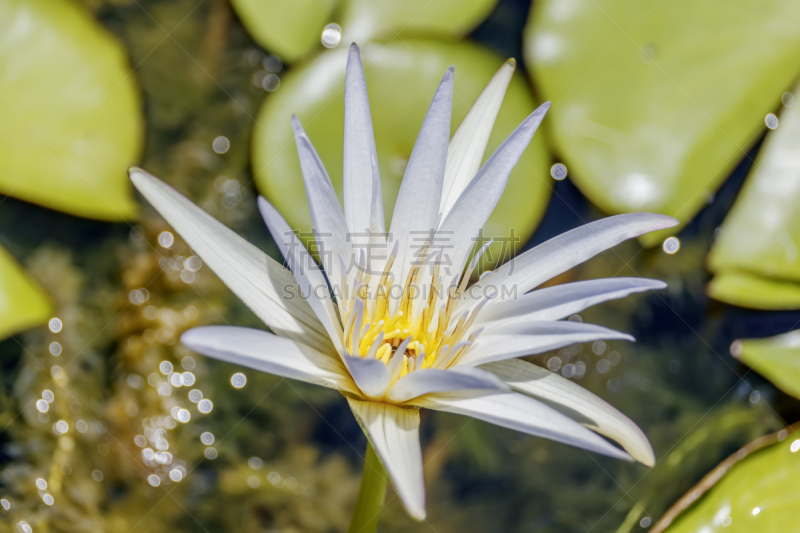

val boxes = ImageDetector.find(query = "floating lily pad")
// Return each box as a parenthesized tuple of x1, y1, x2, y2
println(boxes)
(339, 0, 498, 43)
(252, 39, 551, 265)
(707, 271, 800, 310)
(525, 0, 800, 244)
(230, 0, 338, 62)
(0, 0, 143, 221)
(730, 330, 800, 400)
(707, 84, 800, 307)
(0, 245, 52, 340)
(656, 426, 800, 533)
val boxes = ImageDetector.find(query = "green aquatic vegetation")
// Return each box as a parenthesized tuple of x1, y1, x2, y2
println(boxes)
(707, 84, 800, 309)
(230, 0, 498, 63)
(654, 425, 800, 533)
(525, 0, 800, 244)
(0, 0, 143, 221)
(730, 331, 800, 401)
(0, 246, 51, 341)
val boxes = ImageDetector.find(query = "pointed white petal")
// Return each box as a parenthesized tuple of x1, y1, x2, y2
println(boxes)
(481, 359, 654, 466)
(460, 322, 634, 366)
(129, 168, 332, 351)
(343, 354, 389, 399)
(386, 366, 508, 403)
(435, 102, 549, 279)
(347, 398, 426, 520)
(440, 59, 516, 218)
(181, 326, 355, 393)
(389, 67, 454, 302)
(461, 213, 678, 312)
(478, 277, 666, 325)
(258, 197, 344, 353)
(344, 44, 385, 236)
(414, 391, 631, 461)
(292, 116, 352, 296)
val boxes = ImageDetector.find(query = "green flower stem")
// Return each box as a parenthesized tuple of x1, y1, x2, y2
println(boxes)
(348, 442, 388, 533)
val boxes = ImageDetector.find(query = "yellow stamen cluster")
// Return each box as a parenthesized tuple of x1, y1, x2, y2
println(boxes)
(339, 244, 488, 386)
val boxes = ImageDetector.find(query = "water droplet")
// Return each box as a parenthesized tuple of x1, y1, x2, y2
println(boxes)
(662, 237, 680, 254)
(596, 359, 610, 373)
(49, 318, 62, 333)
(75, 420, 88, 433)
(168, 373, 183, 387)
(181, 356, 196, 370)
(262, 74, 280, 92)
(639, 516, 651, 527)
(185, 256, 202, 272)
(54, 420, 68, 434)
(212, 136, 230, 154)
(567, 314, 582, 322)
(92, 470, 103, 481)
(547, 356, 562, 371)
(36, 400, 49, 413)
(592, 340, 606, 355)
(177, 409, 191, 423)
(181, 372, 195, 386)
(127, 374, 144, 389)
(200, 432, 215, 445)
(267, 472, 281, 484)
(198, 399, 213, 414)
(231, 373, 247, 389)
(248, 457, 263, 469)
(35, 478, 47, 490)
(50, 366, 63, 379)
(204, 447, 218, 460)
(285, 477, 298, 490)
(264, 54, 282, 72)
(49, 342, 62, 356)
(752, 507, 762, 515)
(561, 364, 575, 378)
(158, 231, 174, 249)
(749, 390, 761, 403)
(180, 270, 196, 283)
(790, 439, 800, 452)
(157, 383, 173, 397)
(169, 469, 183, 482)
(783, 91, 795, 107)
(148, 474, 161, 487)
(550, 163, 568, 180)
(142, 448, 155, 461)
(159, 361, 173, 375)
(247, 476, 260, 488)
(18, 521, 31, 533)
(134, 435, 147, 447)
(0, 499, 9, 510)
(321, 23, 342, 48)
(765, 113, 779, 130)
(188, 389, 203, 403)
(43, 494, 54, 505)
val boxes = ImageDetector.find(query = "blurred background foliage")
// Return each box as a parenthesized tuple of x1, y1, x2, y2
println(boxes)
(1, 0, 800, 531)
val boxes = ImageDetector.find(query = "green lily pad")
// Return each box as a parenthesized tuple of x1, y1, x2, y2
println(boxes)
(656, 425, 800, 533)
(0, 0, 143, 221)
(707, 271, 800, 310)
(252, 39, 551, 265)
(339, 0, 498, 43)
(707, 84, 800, 307)
(230, 0, 338, 63)
(0, 245, 52, 340)
(730, 330, 800, 400)
(525, 0, 800, 244)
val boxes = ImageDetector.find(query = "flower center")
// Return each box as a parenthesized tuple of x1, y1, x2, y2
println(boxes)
(339, 242, 489, 384)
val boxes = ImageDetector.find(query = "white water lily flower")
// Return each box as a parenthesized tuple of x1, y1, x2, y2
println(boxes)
(130, 44, 677, 520)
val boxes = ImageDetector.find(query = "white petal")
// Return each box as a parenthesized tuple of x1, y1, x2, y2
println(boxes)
(344, 44, 384, 237)
(129, 168, 332, 352)
(440, 59, 516, 218)
(386, 366, 508, 403)
(478, 277, 666, 325)
(414, 391, 631, 461)
(435, 102, 549, 279)
(258, 197, 344, 354)
(388, 67, 454, 306)
(347, 398, 425, 520)
(461, 213, 678, 311)
(460, 322, 634, 366)
(343, 354, 389, 399)
(291, 116, 352, 296)
(481, 358, 654, 466)
(181, 326, 355, 393)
